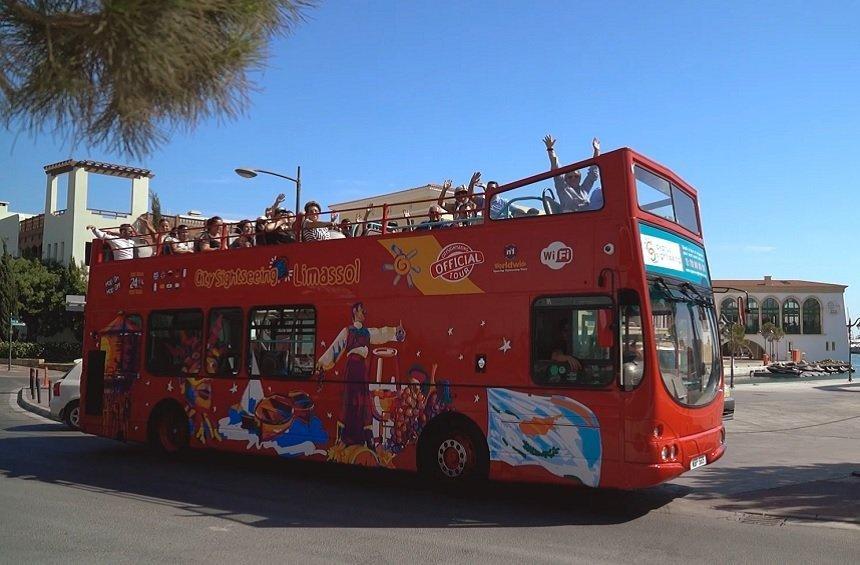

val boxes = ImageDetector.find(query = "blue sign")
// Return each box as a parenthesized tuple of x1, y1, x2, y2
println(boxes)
(639, 223, 711, 287)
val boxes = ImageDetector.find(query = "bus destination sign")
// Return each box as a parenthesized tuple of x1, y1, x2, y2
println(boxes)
(639, 223, 710, 287)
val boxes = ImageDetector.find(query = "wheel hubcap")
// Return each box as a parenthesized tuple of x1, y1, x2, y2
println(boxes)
(437, 438, 468, 478)
(69, 407, 79, 428)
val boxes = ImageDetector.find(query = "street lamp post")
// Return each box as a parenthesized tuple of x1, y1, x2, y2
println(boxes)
(235, 166, 302, 215)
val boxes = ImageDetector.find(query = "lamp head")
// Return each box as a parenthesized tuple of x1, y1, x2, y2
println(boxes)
(234, 168, 258, 179)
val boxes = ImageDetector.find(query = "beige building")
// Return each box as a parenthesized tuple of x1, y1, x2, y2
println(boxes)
(714, 276, 849, 362)
(41, 160, 152, 265)
(328, 183, 448, 227)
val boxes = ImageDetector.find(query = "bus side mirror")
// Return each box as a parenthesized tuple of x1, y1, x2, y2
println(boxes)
(598, 310, 615, 348)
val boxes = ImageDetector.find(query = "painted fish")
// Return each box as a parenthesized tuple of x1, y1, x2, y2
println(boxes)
(518, 414, 562, 436)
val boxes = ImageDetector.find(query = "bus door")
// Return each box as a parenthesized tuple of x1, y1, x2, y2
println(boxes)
(85, 313, 143, 440)
(505, 295, 617, 487)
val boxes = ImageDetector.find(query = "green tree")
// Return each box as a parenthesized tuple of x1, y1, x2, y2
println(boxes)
(0, 1, 315, 157)
(150, 190, 163, 228)
(10, 257, 56, 340)
(0, 242, 19, 330)
(9, 257, 87, 341)
(724, 322, 750, 357)
(760, 322, 785, 361)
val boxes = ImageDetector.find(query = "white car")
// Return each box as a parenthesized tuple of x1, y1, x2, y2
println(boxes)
(50, 359, 82, 429)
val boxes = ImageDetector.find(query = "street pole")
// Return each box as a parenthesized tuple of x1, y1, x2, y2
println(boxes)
(7, 315, 11, 371)
(295, 165, 302, 217)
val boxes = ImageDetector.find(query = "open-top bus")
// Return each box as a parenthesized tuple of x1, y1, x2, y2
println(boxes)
(79, 147, 725, 489)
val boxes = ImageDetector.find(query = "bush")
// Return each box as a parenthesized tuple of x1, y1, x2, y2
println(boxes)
(41, 342, 83, 363)
(0, 341, 43, 359)
(0, 341, 82, 362)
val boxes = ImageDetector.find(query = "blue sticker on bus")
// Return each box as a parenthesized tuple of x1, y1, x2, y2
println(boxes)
(638, 223, 710, 286)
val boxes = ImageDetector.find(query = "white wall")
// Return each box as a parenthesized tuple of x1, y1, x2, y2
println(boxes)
(0, 209, 35, 257)
(717, 290, 849, 362)
(0, 214, 20, 255)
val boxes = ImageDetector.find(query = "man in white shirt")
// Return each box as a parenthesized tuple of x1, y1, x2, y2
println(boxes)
(87, 224, 136, 261)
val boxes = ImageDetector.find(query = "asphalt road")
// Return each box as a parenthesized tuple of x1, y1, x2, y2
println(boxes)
(1, 371, 858, 564)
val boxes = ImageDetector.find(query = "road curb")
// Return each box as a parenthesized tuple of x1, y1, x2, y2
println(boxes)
(16, 387, 54, 420)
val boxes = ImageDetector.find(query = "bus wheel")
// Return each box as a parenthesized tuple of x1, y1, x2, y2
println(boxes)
(419, 420, 489, 482)
(151, 404, 189, 454)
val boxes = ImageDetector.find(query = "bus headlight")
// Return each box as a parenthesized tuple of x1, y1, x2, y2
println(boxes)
(660, 446, 669, 461)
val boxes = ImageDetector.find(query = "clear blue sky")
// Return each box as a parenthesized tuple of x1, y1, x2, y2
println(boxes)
(1, 1, 858, 317)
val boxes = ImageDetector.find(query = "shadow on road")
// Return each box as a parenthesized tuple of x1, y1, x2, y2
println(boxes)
(677, 463, 859, 522)
(0, 430, 687, 529)
(814, 382, 860, 394)
(6, 423, 67, 433)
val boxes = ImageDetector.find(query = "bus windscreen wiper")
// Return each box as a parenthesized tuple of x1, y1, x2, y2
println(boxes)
(680, 282, 713, 307)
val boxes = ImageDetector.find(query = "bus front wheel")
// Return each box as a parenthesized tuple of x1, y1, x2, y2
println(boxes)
(418, 418, 489, 482)
(150, 403, 189, 454)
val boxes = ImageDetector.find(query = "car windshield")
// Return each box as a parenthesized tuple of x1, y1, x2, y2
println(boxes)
(649, 279, 720, 407)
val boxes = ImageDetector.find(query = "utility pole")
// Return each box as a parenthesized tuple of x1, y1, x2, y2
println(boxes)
(7, 315, 11, 371)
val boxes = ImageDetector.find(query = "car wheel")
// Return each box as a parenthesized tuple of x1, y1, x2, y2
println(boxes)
(153, 405, 189, 454)
(419, 422, 489, 483)
(63, 400, 80, 430)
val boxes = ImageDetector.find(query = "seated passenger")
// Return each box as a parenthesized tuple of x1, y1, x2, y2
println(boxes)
(415, 205, 448, 230)
(86, 224, 136, 261)
(437, 179, 477, 225)
(255, 217, 269, 246)
(301, 201, 337, 241)
(230, 219, 256, 248)
(542, 135, 602, 212)
(196, 216, 224, 252)
(265, 208, 296, 244)
(163, 224, 194, 254)
(551, 321, 583, 373)
(338, 218, 354, 237)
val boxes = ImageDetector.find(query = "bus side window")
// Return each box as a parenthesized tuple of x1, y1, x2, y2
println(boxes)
(249, 306, 316, 379)
(531, 296, 613, 387)
(146, 309, 204, 375)
(205, 308, 243, 376)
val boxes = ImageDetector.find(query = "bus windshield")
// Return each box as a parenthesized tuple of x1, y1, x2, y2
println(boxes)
(648, 279, 720, 407)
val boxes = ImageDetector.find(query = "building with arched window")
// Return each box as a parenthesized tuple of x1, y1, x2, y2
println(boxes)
(714, 276, 849, 362)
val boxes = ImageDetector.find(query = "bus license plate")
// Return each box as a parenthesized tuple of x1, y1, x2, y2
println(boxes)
(690, 455, 707, 470)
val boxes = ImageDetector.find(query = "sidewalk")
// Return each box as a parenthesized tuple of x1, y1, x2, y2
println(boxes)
(17, 385, 53, 420)
(3, 364, 64, 420)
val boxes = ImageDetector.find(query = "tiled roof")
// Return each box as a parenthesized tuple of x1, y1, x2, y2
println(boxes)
(713, 278, 847, 292)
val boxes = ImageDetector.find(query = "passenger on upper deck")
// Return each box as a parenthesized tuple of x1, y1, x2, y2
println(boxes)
(415, 205, 448, 231)
(87, 224, 136, 261)
(231, 220, 256, 248)
(196, 216, 224, 252)
(265, 208, 296, 244)
(437, 179, 477, 225)
(542, 135, 602, 212)
(164, 225, 194, 254)
(302, 201, 337, 241)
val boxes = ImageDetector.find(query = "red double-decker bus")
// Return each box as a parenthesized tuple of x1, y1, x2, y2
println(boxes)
(79, 147, 725, 489)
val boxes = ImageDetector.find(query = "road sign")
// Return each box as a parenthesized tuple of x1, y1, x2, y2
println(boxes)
(10, 318, 25, 328)
(66, 294, 86, 312)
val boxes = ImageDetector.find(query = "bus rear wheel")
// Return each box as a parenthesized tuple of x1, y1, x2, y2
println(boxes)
(419, 421, 489, 483)
(151, 404, 189, 454)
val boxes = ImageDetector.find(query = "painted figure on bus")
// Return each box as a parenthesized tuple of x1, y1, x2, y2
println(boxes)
(316, 303, 405, 456)
(217, 380, 329, 457)
(182, 377, 222, 444)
